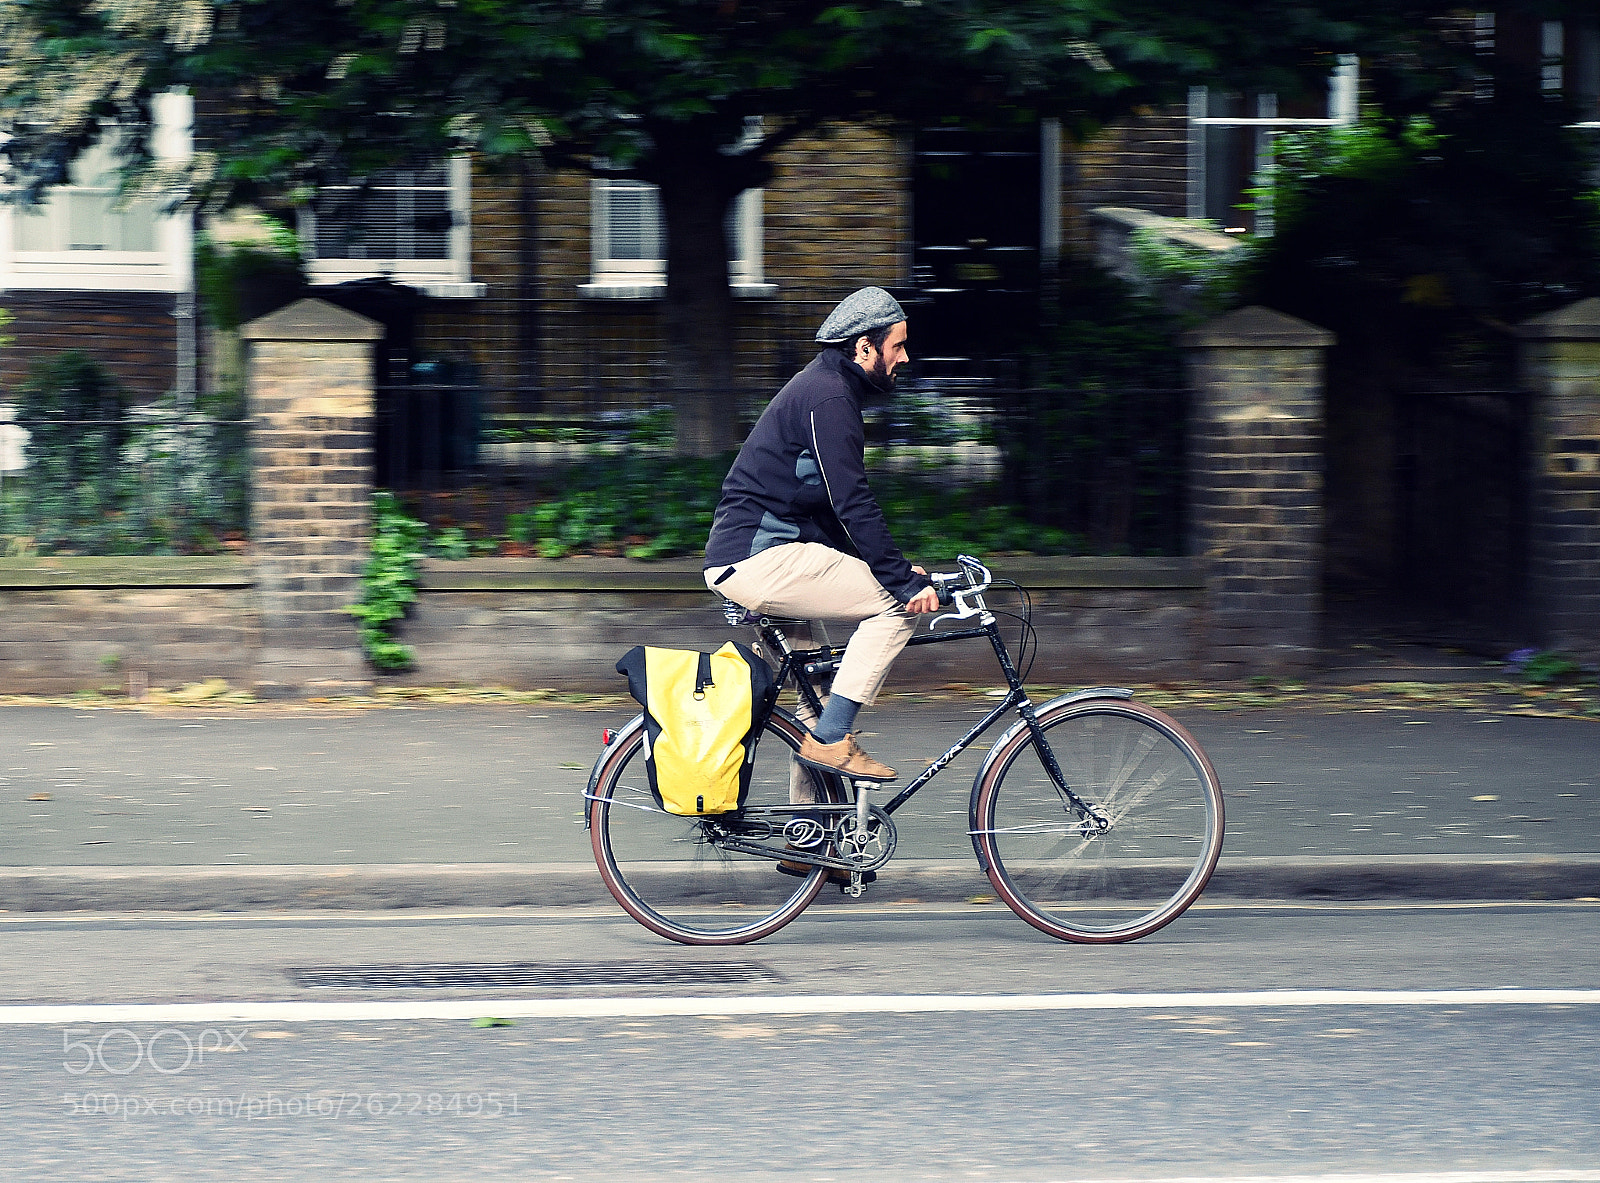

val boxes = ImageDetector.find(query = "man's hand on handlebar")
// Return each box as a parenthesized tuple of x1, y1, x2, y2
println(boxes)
(906, 566, 940, 614)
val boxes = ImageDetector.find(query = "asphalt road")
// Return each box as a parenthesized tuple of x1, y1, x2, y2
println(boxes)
(3, 702, 1597, 866)
(1, 901, 1597, 1181)
(4, 698, 1597, 910)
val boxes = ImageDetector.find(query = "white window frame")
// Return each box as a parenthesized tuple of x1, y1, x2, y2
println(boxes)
(580, 126, 775, 299)
(0, 90, 194, 294)
(585, 175, 667, 296)
(300, 156, 483, 298)
(1186, 55, 1360, 236)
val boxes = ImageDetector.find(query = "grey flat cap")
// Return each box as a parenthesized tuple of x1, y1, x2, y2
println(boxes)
(815, 286, 906, 343)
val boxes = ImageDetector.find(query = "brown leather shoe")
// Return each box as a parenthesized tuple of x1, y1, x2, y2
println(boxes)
(776, 849, 876, 887)
(796, 733, 896, 782)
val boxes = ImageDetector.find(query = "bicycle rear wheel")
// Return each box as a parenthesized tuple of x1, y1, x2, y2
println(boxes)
(973, 698, 1223, 943)
(589, 708, 846, 945)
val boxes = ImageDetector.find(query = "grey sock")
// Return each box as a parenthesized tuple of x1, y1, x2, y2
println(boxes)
(811, 694, 862, 745)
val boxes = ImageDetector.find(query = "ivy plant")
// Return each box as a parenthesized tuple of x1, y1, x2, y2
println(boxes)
(348, 491, 427, 671)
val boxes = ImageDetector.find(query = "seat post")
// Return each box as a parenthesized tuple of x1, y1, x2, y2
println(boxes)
(761, 621, 795, 658)
(720, 596, 802, 658)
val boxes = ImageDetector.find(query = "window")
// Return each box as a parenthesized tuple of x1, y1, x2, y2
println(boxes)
(1469, 13, 1597, 124)
(581, 137, 774, 299)
(1186, 55, 1360, 236)
(0, 90, 193, 293)
(588, 176, 666, 290)
(300, 157, 483, 298)
(1548, 17, 1600, 128)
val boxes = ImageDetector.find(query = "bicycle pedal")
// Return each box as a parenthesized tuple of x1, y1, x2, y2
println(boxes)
(839, 870, 877, 896)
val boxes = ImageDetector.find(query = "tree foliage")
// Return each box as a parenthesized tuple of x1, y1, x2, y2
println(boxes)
(1248, 76, 1600, 385)
(2, 1, 1394, 198)
(5, 0, 1567, 451)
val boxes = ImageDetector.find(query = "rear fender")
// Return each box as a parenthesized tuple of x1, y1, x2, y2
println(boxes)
(583, 712, 645, 829)
(966, 688, 1133, 869)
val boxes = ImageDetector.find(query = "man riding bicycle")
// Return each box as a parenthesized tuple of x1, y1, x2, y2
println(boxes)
(703, 286, 940, 783)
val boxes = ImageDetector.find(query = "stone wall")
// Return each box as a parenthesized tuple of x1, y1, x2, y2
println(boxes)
(0, 556, 1203, 694)
(0, 559, 256, 693)
(241, 299, 379, 695)
(24, 293, 1600, 688)
(398, 557, 1204, 692)
(1519, 298, 1600, 662)
(1183, 307, 1333, 675)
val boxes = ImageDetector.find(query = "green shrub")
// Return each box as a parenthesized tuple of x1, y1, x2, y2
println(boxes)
(407, 451, 1085, 564)
(1512, 649, 1589, 686)
(5, 353, 247, 555)
(195, 224, 306, 332)
(348, 492, 427, 670)
(11, 352, 129, 552)
(1127, 219, 1248, 324)
(1249, 96, 1600, 385)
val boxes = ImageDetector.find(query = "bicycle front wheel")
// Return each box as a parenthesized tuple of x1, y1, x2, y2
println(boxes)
(589, 709, 846, 945)
(973, 698, 1223, 943)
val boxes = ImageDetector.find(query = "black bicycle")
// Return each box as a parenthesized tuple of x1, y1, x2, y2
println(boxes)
(585, 555, 1223, 946)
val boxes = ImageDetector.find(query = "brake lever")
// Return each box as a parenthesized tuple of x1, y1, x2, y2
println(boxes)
(930, 588, 982, 630)
(928, 560, 991, 630)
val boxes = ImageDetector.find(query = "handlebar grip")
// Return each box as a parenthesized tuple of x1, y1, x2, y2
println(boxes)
(929, 572, 963, 607)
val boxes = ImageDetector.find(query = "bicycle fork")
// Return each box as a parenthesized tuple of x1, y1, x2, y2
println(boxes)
(1017, 703, 1112, 837)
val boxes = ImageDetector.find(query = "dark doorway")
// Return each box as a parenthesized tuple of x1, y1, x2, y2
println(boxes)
(1395, 388, 1532, 641)
(1325, 381, 1533, 656)
(911, 123, 1042, 375)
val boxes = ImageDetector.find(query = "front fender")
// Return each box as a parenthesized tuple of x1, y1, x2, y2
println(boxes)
(966, 688, 1133, 869)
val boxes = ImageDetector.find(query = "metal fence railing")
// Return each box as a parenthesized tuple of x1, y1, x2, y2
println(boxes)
(0, 376, 1188, 561)
(0, 410, 249, 557)
(372, 381, 1189, 561)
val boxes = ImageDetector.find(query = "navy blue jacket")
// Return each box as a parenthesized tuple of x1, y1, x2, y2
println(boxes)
(704, 350, 931, 604)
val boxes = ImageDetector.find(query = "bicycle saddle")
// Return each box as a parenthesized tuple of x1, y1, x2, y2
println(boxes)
(719, 599, 806, 628)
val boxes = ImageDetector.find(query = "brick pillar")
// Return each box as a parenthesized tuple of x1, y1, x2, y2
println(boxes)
(1181, 305, 1335, 676)
(241, 298, 383, 696)
(1517, 297, 1600, 663)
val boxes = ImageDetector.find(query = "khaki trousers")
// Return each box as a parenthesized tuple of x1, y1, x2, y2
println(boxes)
(705, 542, 918, 706)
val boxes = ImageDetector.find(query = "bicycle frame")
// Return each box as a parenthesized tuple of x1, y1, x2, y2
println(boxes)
(756, 610, 1111, 832)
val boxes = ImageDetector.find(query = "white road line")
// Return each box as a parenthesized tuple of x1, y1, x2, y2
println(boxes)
(1, 989, 1598, 1026)
(1046, 1175, 1600, 1183)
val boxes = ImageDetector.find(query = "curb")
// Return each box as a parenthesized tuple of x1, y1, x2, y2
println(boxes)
(2, 857, 1598, 913)
(1207, 855, 1600, 903)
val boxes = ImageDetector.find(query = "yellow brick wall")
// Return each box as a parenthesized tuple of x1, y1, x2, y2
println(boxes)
(1064, 106, 1191, 253)
(409, 126, 913, 418)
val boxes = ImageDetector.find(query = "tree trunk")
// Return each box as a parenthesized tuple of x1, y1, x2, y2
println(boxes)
(650, 128, 756, 458)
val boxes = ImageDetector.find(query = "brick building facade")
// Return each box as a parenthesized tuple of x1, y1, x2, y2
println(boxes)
(0, 291, 185, 401)
(407, 124, 911, 420)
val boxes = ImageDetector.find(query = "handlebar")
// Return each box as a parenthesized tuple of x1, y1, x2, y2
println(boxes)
(927, 555, 993, 625)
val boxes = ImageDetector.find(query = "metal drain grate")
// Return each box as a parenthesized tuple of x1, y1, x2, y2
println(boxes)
(286, 960, 783, 990)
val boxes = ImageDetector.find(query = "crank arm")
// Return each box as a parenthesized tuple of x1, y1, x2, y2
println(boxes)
(714, 837, 860, 873)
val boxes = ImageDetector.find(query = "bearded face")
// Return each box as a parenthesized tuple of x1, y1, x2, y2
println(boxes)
(856, 321, 910, 392)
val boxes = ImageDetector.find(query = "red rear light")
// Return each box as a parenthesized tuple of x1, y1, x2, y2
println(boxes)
(601, 729, 614, 746)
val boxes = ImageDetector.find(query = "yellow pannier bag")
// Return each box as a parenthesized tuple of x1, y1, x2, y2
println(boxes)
(614, 641, 777, 816)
